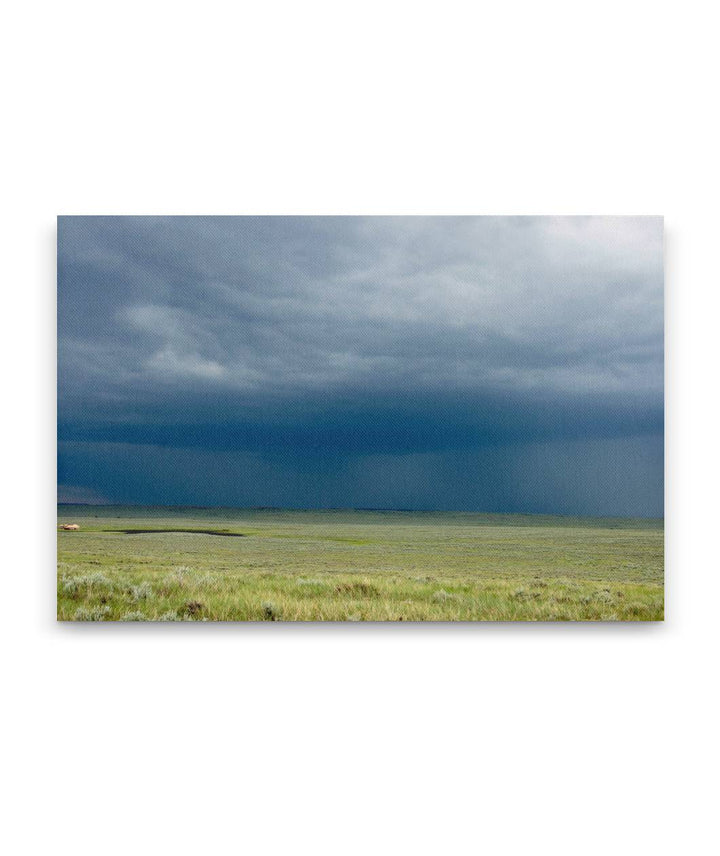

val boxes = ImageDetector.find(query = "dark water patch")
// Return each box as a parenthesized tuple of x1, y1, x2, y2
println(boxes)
(109, 528, 246, 537)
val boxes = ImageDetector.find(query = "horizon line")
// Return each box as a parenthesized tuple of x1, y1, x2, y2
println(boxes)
(56, 501, 664, 522)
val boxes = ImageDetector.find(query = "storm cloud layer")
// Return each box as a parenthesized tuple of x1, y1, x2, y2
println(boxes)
(58, 216, 663, 515)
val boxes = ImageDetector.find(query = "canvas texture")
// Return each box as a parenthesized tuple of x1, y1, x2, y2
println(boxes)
(57, 216, 664, 621)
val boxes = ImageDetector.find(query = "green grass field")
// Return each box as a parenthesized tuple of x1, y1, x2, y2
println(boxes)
(57, 506, 664, 621)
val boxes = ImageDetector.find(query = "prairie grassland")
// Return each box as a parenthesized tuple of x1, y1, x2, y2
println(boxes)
(57, 507, 663, 621)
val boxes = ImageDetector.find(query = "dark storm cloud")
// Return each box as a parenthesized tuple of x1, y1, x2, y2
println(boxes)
(57, 434, 663, 517)
(57, 216, 663, 514)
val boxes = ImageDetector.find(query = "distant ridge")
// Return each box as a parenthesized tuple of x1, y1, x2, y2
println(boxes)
(57, 502, 663, 527)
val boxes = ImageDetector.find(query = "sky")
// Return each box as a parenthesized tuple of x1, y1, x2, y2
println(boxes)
(57, 216, 664, 516)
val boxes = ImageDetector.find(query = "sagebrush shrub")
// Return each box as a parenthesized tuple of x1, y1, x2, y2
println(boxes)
(61, 572, 115, 597)
(128, 582, 153, 601)
(73, 605, 111, 621)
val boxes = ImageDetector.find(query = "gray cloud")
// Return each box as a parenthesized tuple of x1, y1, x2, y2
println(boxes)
(57, 216, 663, 515)
(59, 216, 663, 399)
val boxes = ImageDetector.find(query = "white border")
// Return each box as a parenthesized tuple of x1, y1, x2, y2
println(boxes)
(4, 2, 716, 853)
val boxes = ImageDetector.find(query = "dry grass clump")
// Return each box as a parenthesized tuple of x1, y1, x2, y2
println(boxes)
(432, 589, 461, 603)
(335, 581, 379, 597)
(184, 600, 204, 617)
(513, 587, 541, 600)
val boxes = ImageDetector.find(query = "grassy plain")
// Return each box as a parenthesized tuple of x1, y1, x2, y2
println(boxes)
(57, 506, 664, 622)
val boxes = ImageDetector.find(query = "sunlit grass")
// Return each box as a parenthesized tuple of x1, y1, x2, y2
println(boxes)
(57, 509, 663, 621)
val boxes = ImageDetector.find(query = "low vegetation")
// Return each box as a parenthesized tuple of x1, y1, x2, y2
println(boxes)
(57, 508, 663, 621)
